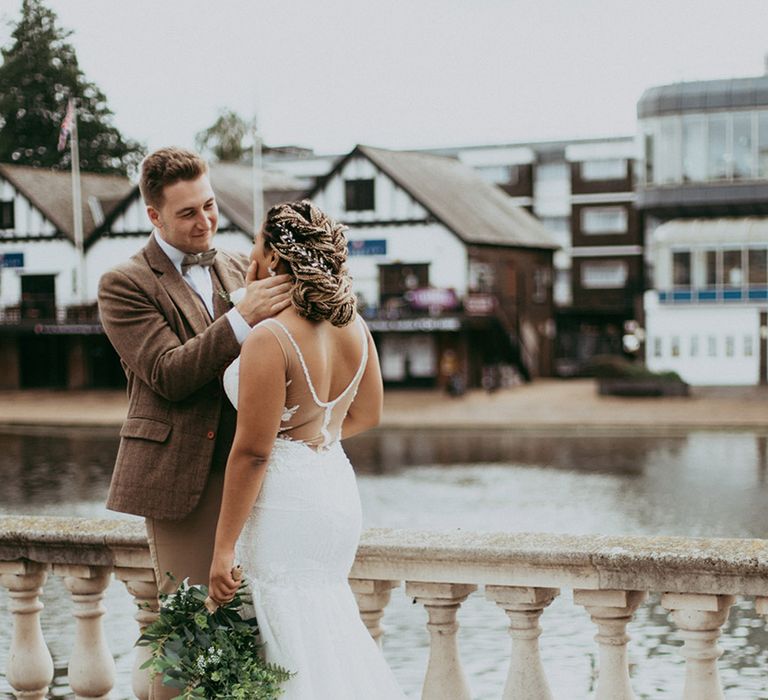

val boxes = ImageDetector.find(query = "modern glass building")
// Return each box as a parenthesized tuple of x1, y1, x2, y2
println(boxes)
(639, 67, 768, 385)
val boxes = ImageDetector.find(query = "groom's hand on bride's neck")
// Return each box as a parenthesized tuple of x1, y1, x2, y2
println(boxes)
(236, 271, 292, 326)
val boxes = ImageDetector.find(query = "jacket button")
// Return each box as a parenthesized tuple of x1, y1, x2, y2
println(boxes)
(207, 430, 215, 440)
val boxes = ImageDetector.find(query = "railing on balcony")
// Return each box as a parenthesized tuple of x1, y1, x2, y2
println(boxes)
(0, 303, 101, 328)
(658, 285, 768, 304)
(2, 515, 768, 699)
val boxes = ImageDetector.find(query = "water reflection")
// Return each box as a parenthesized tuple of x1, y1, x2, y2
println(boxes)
(1, 427, 768, 699)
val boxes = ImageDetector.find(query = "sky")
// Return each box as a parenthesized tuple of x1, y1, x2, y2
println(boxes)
(0, 0, 766, 156)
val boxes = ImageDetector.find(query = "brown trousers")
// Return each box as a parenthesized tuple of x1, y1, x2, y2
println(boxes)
(145, 470, 225, 700)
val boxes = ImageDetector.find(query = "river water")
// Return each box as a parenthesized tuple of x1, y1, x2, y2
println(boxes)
(1, 426, 767, 699)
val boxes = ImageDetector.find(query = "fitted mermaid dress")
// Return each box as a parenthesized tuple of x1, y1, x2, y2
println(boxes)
(223, 316, 406, 700)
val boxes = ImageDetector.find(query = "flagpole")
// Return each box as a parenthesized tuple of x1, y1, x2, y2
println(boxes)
(69, 100, 86, 304)
(251, 116, 263, 237)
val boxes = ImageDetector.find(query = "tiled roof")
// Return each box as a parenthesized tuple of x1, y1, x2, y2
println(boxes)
(209, 162, 307, 235)
(0, 163, 133, 243)
(323, 145, 560, 249)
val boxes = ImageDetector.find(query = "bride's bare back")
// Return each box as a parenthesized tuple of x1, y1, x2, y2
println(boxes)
(259, 308, 371, 449)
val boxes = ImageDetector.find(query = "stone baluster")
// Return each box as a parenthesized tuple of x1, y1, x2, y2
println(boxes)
(574, 589, 646, 700)
(661, 592, 735, 700)
(53, 564, 115, 699)
(349, 578, 400, 647)
(406, 581, 477, 700)
(114, 567, 160, 700)
(485, 585, 558, 700)
(0, 561, 54, 700)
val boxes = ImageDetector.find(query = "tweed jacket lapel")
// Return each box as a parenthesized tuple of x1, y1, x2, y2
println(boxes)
(143, 234, 210, 336)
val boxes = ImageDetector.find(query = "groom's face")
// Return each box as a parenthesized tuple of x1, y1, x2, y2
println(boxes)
(149, 174, 218, 254)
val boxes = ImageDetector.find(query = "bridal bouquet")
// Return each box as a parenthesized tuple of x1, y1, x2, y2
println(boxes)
(137, 576, 293, 700)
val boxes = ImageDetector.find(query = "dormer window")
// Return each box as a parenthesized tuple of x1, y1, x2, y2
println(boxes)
(344, 179, 375, 212)
(0, 201, 14, 229)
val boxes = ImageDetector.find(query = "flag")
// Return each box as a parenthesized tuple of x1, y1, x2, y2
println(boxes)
(58, 98, 74, 152)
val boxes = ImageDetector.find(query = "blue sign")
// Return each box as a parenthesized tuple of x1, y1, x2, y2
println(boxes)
(1, 253, 23, 268)
(348, 239, 386, 257)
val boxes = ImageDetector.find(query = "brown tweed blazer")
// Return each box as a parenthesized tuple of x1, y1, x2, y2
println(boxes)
(98, 234, 248, 520)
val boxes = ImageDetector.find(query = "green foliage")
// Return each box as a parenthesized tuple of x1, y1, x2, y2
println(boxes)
(0, 0, 143, 174)
(195, 109, 251, 162)
(137, 578, 293, 700)
(583, 354, 684, 383)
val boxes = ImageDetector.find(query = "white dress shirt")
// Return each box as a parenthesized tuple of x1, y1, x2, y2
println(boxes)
(154, 230, 250, 344)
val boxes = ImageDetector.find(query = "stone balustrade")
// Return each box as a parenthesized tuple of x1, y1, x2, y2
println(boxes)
(1, 515, 768, 699)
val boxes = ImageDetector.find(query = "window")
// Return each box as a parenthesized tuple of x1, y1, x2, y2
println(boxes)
(690, 335, 699, 357)
(581, 159, 627, 180)
(707, 114, 728, 180)
(378, 263, 429, 305)
(732, 112, 753, 179)
(725, 336, 735, 357)
(532, 267, 550, 303)
(581, 260, 628, 289)
(682, 115, 707, 182)
(659, 118, 680, 183)
(672, 251, 691, 287)
(748, 248, 768, 285)
(0, 201, 14, 229)
(705, 250, 718, 286)
(653, 337, 662, 357)
(644, 132, 655, 184)
(344, 179, 375, 211)
(759, 111, 768, 178)
(671, 336, 681, 357)
(581, 207, 627, 235)
(745, 335, 754, 357)
(723, 249, 743, 287)
(707, 336, 717, 357)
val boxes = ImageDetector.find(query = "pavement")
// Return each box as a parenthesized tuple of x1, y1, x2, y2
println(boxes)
(0, 379, 766, 430)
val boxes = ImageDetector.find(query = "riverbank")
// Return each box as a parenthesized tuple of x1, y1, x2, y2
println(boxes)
(0, 379, 765, 430)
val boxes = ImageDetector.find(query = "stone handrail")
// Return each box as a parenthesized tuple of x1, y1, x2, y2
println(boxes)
(1, 515, 768, 699)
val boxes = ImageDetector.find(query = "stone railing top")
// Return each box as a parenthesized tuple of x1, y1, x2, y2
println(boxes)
(1, 516, 767, 595)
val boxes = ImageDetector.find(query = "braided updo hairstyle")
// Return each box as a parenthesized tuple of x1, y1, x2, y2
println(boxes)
(262, 200, 356, 327)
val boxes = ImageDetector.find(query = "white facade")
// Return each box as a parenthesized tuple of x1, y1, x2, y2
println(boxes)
(0, 184, 253, 309)
(311, 153, 469, 307)
(645, 293, 762, 385)
(644, 218, 768, 386)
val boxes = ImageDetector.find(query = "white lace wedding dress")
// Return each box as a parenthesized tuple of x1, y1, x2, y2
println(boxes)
(223, 316, 407, 700)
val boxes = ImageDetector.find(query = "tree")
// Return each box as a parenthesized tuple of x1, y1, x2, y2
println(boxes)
(0, 0, 143, 175)
(195, 109, 252, 162)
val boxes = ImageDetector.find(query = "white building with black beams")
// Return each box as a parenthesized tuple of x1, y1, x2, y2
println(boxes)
(308, 145, 560, 387)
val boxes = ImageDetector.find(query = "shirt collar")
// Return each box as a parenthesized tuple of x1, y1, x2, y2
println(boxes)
(153, 229, 186, 275)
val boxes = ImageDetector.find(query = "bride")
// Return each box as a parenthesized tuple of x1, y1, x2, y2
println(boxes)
(209, 200, 407, 699)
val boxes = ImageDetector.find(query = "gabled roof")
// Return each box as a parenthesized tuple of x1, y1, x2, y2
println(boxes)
(0, 163, 133, 243)
(209, 162, 307, 236)
(309, 145, 560, 250)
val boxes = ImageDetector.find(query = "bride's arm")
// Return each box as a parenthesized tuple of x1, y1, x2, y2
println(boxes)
(209, 326, 286, 603)
(342, 325, 384, 440)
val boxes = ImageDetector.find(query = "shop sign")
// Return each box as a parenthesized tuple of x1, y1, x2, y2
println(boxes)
(404, 288, 459, 311)
(348, 239, 387, 256)
(464, 293, 497, 316)
(0, 253, 24, 268)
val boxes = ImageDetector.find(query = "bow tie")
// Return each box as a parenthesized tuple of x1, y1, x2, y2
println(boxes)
(181, 249, 217, 273)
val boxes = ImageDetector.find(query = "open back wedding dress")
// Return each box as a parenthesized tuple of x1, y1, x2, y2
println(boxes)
(223, 316, 407, 700)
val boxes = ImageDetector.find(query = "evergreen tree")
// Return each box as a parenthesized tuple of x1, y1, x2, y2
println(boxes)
(0, 0, 143, 174)
(196, 109, 251, 162)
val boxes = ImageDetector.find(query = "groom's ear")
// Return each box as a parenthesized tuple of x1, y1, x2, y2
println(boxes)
(147, 206, 161, 229)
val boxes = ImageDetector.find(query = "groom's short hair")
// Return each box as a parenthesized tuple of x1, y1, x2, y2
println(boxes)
(139, 147, 208, 209)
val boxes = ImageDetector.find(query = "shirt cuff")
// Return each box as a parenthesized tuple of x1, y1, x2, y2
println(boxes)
(226, 307, 252, 345)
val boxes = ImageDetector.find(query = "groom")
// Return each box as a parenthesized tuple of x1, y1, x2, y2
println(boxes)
(98, 147, 290, 647)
